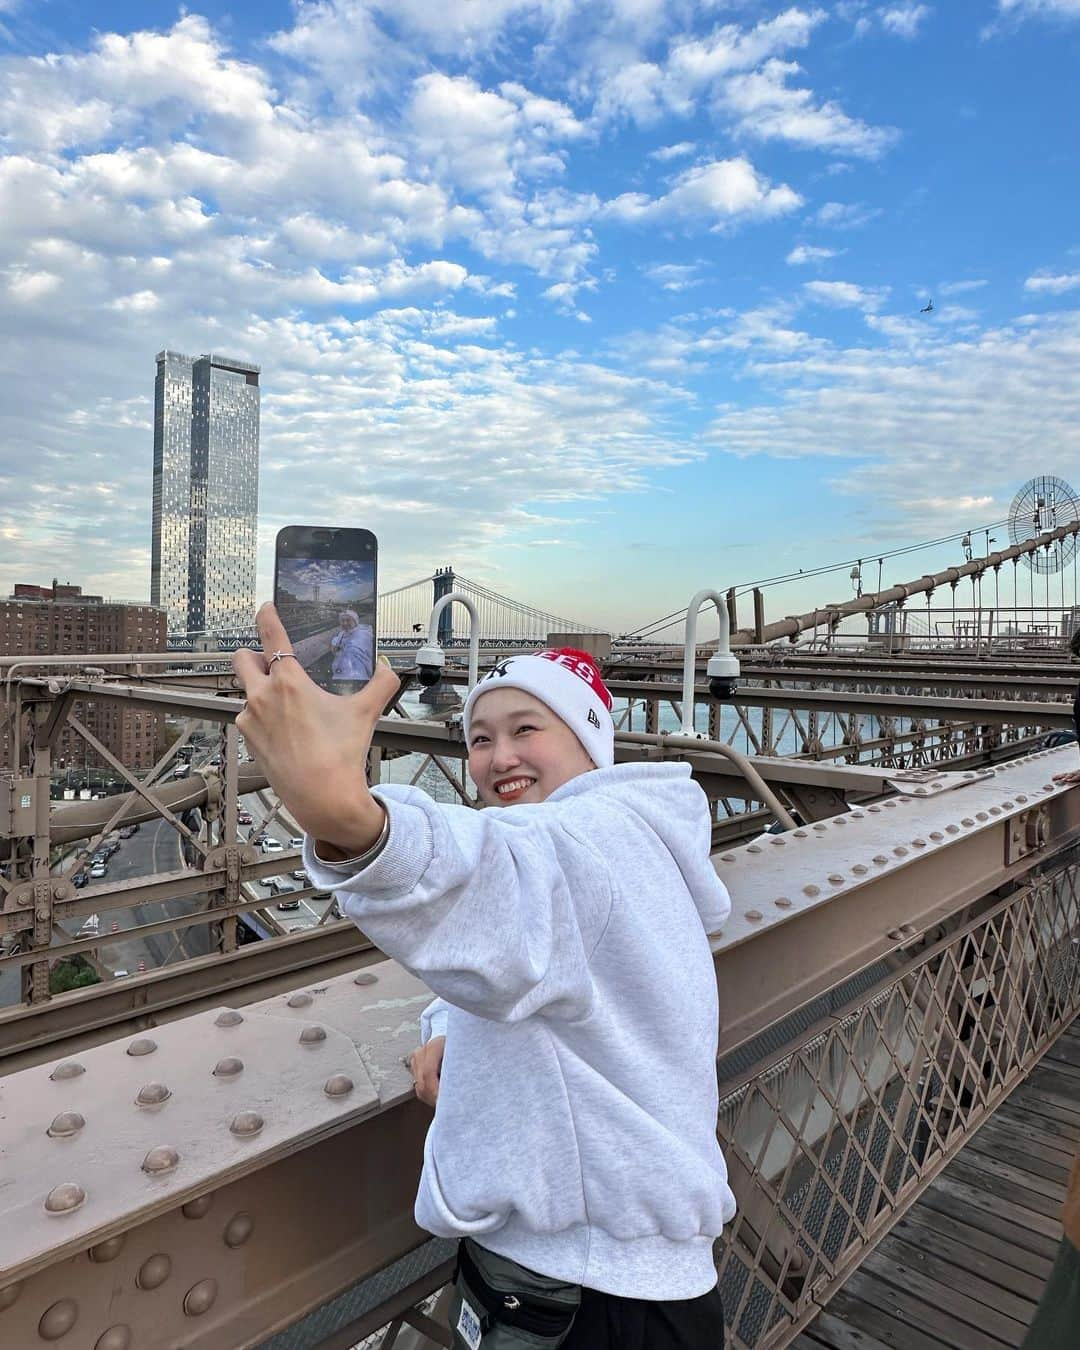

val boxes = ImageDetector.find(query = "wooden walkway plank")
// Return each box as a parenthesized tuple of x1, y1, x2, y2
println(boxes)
(791, 1309, 924, 1350)
(917, 1173, 1061, 1246)
(949, 1142, 1070, 1201)
(1019, 1077, 1080, 1123)
(858, 1240, 1032, 1343)
(818, 1283, 957, 1350)
(944, 1155, 1065, 1221)
(1041, 1038, 1080, 1072)
(969, 1117, 1079, 1171)
(889, 1208, 1052, 1298)
(831, 1269, 1014, 1350)
(993, 1100, 1080, 1147)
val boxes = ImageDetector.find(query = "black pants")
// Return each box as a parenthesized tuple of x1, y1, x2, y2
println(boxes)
(562, 1283, 725, 1349)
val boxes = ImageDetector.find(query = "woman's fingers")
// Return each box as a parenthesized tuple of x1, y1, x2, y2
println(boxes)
(233, 645, 269, 691)
(256, 601, 295, 658)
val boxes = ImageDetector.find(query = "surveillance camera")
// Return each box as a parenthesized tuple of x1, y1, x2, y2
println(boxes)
(415, 644, 445, 687)
(706, 650, 740, 701)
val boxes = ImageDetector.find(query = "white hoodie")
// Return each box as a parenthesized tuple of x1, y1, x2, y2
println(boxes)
(303, 761, 736, 1300)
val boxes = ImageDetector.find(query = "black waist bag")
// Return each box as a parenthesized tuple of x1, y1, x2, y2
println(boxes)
(449, 1238, 581, 1348)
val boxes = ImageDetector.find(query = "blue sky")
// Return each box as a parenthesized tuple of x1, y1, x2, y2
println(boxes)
(0, 0, 1078, 632)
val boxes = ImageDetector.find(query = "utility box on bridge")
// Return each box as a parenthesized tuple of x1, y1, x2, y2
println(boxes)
(547, 632, 611, 662)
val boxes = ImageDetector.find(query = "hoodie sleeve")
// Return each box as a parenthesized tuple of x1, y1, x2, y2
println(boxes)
(420, 997, 450, 1044)
(303, 785, 613, 1024)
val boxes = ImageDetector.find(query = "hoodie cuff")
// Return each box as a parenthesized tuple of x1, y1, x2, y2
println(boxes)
(302, 793, 435, 897)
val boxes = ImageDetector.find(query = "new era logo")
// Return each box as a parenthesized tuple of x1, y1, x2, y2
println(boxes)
(588, 709, 601, 728)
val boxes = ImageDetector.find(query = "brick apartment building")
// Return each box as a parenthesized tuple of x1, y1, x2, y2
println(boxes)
(0, 582, 167, 775)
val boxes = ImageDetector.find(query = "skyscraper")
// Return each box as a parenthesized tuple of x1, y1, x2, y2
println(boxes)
(151, 350, 260, 636)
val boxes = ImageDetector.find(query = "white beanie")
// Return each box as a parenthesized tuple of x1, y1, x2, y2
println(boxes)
(463, 648, 615, 769)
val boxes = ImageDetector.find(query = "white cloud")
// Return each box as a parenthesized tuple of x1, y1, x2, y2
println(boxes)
(1025, 271, 1080, 294)
(786, 244, 839, 265)
(804, 279, 889, 310)
(648, 141, 696, 161)
(997, 1, 1080, 18)
(720, 59, 899, 158)
(880, 5, 932, 39)
(816, 200, 880, 229)
(939, 278, 988, 295)
(642, 262, 703, 291)
(605, 158, 801, 226)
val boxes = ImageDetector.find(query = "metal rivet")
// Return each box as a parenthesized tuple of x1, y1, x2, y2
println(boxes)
(929, 831, 944, 841)
(1045, 783, 1055, 791)
(834, 818, 847, 825)
(223, 1212, 254, 1248)
(964, 772, 976, 779)
(961, 817, 975, 827)
(813, 823, 827, 831)
(44, 1182, 85, 1215)
(136, 1254, 172, 1291)
(988, 806, 1001, 816)
(324, 1074, 355, 1097)
(286, 992, 313, 1008)
(127, 1038, 157, 1058)
(887, 929, 904, 941)
(884, 801, 897, 809)
(719, 853, 736, 862)
(911, 838, 927, 848)
(213, 1058, 244, 1078)
(50, 1061, 85, 1081)
(47, 1111, 85, 1138)
(868, 805, 881, 813)
(38, 1299, 78, 1341)
(803, 884, 820, 897)
(142, 1146, 180, 1175)
(976, 812, 989, 821)
(893, 846, 908, 857)
(746, 844, 762, 854)
(851, 811, 865, 819)
(214, 1011, 243, 1027)
(793, 829, 808, 837)
(182, 1195, 213, 1220)
(94, 1326, 132, 1350)
(873, 855, 888, 865)
(774, 897, 792, 909)
(89, 1236, 125, 1263)
(1002, 801, 1014, 810)
(0, 1281, 21, 1311)
(353, 972, 378, 985)
(914, 787, 928, 796)
(828, 873, 844, 885)
(183, 1279, 218, 1318)
(946, 823, 960, 834)
(770, 836, 785, 846)
(1016, 794, 1028, 804)
(230, 1111, 264, 1137)
(852, 864, 868, 876)
(299, 1025, 327, 1046)
(135, 1083, 171, 1107)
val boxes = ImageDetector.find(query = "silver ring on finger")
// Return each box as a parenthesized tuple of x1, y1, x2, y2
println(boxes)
(269, 651, 298, 667)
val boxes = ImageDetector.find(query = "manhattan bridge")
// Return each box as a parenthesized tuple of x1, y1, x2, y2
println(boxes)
(2, 482, 1080, 1349)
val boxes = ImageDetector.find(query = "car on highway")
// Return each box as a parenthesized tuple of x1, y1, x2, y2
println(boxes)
(237, 810, 253, 825)
(72, 872, 89, 889)
(89, 862, 107, 880)
(119, 824, 139, 839)
(269, 877, 302, 910)
(261, 838, 283, 853)
(291, 868, 307, 881)
(113, 968, 130, 978)
(288, 837, 304, 850)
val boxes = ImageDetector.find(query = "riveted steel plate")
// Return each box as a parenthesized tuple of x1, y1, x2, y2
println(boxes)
(0, 1004, 380, 1282)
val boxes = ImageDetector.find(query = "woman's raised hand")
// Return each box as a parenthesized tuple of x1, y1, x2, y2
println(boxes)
(232, 603, 400, 856)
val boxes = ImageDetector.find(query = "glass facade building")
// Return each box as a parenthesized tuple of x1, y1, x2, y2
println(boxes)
(151, 351, 260, 636)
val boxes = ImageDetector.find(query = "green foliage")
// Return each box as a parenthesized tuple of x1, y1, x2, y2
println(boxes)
(49, 955, 102, 995)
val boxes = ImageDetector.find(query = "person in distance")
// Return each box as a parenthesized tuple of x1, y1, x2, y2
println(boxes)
(234, 607, 733, 1350)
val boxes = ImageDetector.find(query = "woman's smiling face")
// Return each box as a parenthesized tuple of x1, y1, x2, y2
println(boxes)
(467, 688, 594, 807)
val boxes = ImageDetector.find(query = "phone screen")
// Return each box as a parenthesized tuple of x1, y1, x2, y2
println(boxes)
(273, 527, 378, 694)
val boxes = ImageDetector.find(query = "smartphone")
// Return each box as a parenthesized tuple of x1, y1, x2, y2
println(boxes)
(273, 527, 378, 694)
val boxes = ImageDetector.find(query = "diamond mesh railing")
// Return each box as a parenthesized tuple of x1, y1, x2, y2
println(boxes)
(715, 859, 1080, 1347)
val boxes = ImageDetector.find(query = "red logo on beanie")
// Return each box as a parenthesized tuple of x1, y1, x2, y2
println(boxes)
(538, 648, 613, 711)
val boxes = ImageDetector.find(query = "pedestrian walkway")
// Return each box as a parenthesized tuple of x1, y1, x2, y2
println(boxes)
(793, 1018, 1079, 1349)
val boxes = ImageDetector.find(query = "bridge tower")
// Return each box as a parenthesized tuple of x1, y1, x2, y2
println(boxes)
(433, 567, 455, 643)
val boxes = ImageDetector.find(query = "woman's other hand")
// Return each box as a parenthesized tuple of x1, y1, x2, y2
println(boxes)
(409, 1037, 445, 1107)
